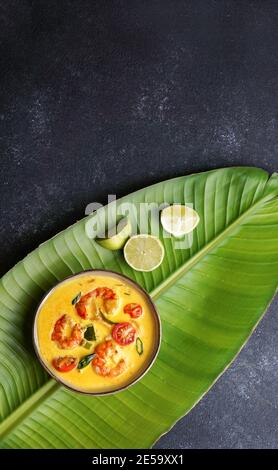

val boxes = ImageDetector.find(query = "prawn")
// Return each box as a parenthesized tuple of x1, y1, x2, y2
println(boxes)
(75, 287, 119, 320)
(51, 314, 82, 349)
(92, 340, 126, 377)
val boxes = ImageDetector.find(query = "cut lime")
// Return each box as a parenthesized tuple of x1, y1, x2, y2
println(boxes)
(161, 204, 200, 237)
(96, 218, 132, 251)
(124, 235, 164, 272)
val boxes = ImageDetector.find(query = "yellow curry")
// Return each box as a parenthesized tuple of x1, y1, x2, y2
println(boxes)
(35, 272, 159, 394)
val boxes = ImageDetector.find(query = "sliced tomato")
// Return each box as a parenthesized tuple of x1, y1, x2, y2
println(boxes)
(124, 303, 143, 318)
(52, 356, 77, 372)
(112, 322, 136, 346)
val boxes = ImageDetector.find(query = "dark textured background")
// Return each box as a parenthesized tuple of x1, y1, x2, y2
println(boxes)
(0, 0, 277, 448)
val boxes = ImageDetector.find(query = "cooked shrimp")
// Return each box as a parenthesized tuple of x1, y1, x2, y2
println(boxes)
(92, 340, 126, 377)
(51, 314, 82, 349)
(75, 291, 97, 319)
(75, 287, 119, 320)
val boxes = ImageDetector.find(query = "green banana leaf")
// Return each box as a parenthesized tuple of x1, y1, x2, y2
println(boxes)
(0, 167, 277, 449)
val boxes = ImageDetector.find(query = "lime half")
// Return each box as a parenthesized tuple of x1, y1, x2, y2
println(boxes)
(124, 235, 164, 272)
(96, 218, 132, 251)
(161, 204, 200, 237)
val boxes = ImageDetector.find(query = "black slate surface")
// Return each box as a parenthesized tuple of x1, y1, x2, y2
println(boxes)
(0, 0, 277, 449)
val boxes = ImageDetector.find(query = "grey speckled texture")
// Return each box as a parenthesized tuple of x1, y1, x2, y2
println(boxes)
(0, 0, 277, 449)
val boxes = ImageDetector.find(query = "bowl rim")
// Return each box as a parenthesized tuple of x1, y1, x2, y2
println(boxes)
(33, 269, 162, 396)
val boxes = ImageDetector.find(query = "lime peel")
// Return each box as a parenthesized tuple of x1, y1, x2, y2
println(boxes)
(96, 218, 132, 251)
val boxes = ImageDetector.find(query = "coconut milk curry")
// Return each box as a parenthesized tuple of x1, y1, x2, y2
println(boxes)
(36, 273, 158, 393)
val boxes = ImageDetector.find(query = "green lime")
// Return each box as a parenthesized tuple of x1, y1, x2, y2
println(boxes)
(160, 204, 200, 237)
(123, 235, 164, 272)
(96, 218, 132, 251)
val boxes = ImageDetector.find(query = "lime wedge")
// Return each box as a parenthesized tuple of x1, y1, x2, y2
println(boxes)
(124, 235, 164, 272)
(160, 204, 199, 237)
(96, 218, 132, 251)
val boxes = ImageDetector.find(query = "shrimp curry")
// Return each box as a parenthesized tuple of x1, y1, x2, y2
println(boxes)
(35, 272, 160, 394)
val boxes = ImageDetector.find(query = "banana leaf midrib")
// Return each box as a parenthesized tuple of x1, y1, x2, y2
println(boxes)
(0, 380, 59, 440)
(0, 174, 276, 442)
(152, 186, 277, 299)
(151, 289, 278, 448)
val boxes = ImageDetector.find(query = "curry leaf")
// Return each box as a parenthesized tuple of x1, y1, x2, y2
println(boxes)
(77, 354, 96, 370)
(71, 292, 81, 305)
(84, 325, 96, 341)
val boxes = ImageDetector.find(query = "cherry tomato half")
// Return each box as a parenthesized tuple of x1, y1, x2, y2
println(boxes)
(52, 356, 77, 372)
(112, 322, 136, 346)
(124, 303, 143, 319)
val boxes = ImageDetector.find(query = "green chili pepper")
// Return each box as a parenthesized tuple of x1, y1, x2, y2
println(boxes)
(81, 340, 93, 350)
(98, 309, 118, 325)
(136, 337, 144, 355)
